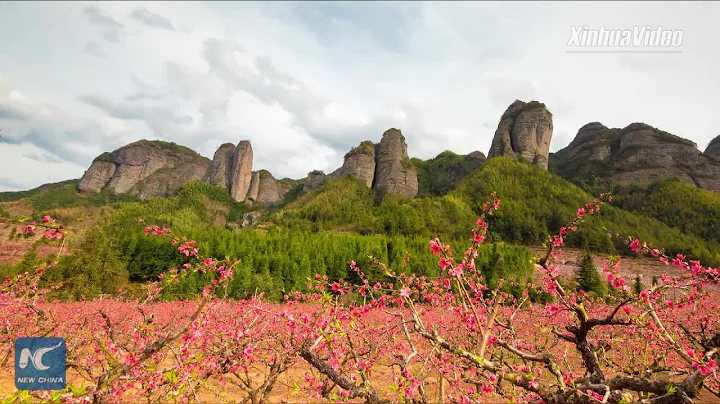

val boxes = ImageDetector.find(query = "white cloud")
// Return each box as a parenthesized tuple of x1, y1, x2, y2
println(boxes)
(0, 1, 718, 191)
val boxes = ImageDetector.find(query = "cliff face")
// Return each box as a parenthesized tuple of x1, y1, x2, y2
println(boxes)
(229, 141, 254, 202)
(77, 157, 116, 193)
(552, 123, 720, 192)
(303, 170, 326, 192)
(202, 143, 236, 189)
(77, 138, 301, 204)
(246, 171, 261, 203)
(372, 129, 419, 198)
(328, 141, 376, 187)
(705, 135, 720, 158)
(77, 140, 209, 199)
(488, 100, 554, 170)
(301, 130, 419, 198)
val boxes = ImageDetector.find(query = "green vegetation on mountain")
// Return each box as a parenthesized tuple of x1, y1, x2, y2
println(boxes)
(270, 176, 477, 240)
(456, 158, 720, 265)
(412, 150, 484, 197)
(0, 179, 79, 203)
(0, 180, 137, 212)
(611, 179, 720, 242)
(3, 154, 720, 301)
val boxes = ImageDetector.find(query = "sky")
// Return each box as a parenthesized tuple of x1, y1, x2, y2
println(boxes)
(0, 1, 719, 191)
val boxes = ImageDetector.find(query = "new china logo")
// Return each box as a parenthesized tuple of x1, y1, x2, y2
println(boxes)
(15, 337, 66, 390)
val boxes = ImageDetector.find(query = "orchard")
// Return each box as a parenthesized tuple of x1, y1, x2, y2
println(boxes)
(0, 194, 718, 403)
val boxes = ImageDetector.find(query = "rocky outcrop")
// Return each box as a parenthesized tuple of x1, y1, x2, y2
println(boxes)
(241, 211, 264, 228)
(327, 141, 376, 187)
(77, 155, 116, 193)
(277, 180, 296, 199)
(253, 170, 287, 205)
(77, 140, 209, 199)
(202, 143, 236, 189)
(246, 171, 261, 202)
(303, 170, 326, 192)
(488, 100, 554, 170)
(229, 141, 253, 202)
(552, 122, 720, 192)
(705, 135, 720, 158)
(372, 129, 418, 197)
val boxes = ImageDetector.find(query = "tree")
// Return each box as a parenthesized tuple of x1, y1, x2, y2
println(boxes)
(575, 250, 607, 297)
(53, 226, 129, 299)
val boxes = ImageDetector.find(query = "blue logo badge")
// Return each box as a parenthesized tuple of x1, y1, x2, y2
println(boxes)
(15, 337, 66, 390)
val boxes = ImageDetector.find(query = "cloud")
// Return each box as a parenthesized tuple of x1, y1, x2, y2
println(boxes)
(83, 42, 108, 58)
(0, 1, 719, 192)
(0, 104, 29, 120)
(84, 6, 124, 43)
(21, 152, 65, 164)
(130, 8, 175, 31)
(0, 177, 25, 192)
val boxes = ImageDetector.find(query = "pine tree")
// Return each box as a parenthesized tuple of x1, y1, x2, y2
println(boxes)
(576, 250, 607, 297)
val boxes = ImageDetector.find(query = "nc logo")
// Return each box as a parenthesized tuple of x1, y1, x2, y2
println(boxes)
(15, 337, 66, 391)
(18, 341, 63, 370)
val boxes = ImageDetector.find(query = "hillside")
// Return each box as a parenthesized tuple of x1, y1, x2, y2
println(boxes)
(3, 99, 720, 301)
(3, 153, 720, 302)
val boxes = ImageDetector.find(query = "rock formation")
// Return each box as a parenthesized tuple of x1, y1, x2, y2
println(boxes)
(202, 143, 236, 189)
(327, 141, 376, 187)
(77, 155, 116, 193)
(277, 180, 296, 199)
(229, 141, 253, 202)
(241, 211, 264, 228)
(705, 135, 720, 158)
(252, 170, 292, 205)
(552, 122, 720, 192)
(372, 128, 418, 198)
(77, 140, 209, 199)
(488, 100, 554, 170)
(246, 171, 261, 203)
(303, 170, 326, 192)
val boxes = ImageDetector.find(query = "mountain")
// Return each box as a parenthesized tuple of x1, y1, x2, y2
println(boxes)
(300, 129, 419, 198)
(705, 135, 720, 158)
(487, 100, 553, 170)
(78, 140, 210, 199)
(551, 122, 720, 192)
(4, 98, 720, 300)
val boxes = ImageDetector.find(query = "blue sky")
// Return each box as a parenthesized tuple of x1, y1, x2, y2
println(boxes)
(0, 1, 719, 191)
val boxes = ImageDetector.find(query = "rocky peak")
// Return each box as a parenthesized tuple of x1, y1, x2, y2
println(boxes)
(229, 140, 253, 202)
(571, 122, 609, 146)
(203, 143, 236, 189)
(327, 140, 376, 187)
(303, 170, 327, 192)
(254, 170, 286, 205)
(488, 100, 554, 170)
(467, 151, 487, 161)
(704, 135, 720, 158)
(77, 140, 209, 199)
(372, 128, 418, 197)
(551, 122, 720, 193)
